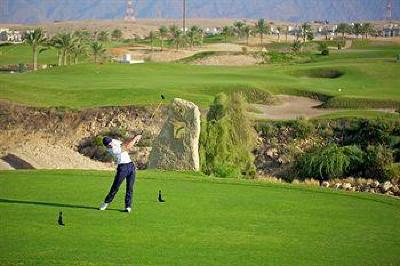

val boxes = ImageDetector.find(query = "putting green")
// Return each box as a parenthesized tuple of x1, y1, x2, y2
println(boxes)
(0, 170, 399, 265)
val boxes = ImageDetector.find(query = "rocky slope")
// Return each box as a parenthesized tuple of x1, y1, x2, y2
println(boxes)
(0, 102, 164, 170)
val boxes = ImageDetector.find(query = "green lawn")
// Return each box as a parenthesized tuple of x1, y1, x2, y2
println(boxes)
(1, 41, 399, 110)
(1, 59, 399, 109)
(0, 43, 58, 65)
(0, 170, 399, 265)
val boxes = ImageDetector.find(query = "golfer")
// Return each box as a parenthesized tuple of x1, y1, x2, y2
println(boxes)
(99, 134, 142, 213)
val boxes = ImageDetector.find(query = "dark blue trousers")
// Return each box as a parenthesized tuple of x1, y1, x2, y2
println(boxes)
(104, 162, 136, 208)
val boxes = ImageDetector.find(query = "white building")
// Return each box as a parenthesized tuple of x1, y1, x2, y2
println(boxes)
(0, 28, 24, 42)
(119, 54, 144, 64)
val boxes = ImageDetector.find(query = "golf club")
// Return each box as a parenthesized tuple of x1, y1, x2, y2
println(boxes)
(139, 94, 165, 136)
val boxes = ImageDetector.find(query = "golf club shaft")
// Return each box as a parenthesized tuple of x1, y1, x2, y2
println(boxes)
(139, 99, 163, 135)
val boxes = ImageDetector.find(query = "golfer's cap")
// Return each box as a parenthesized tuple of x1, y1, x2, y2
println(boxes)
(102, 136, 112, 146)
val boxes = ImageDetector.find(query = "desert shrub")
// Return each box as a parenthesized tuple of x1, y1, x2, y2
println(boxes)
(200, 92, 257, 178)
(233, 88, 275, 104)
(363, 145, 394, 180)
(384, 163, 400, 179)
(290, 118, 314, 139)
(296, 144, 363, 180)
(78, 136, 113, 162)
(342, 120, 392, 147)
(337, 40, 345, 50)
(214, 162, 242, 178)
(292, 40, 303, 53)
(318, 42, 329, 55)
(78, 128, 129, 162)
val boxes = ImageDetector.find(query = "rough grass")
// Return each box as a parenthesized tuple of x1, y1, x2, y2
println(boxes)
(0, 170, 399, 265)
(314, 110, 400, 121)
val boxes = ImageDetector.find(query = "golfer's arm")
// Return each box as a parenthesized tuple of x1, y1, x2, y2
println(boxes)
(122, 136, 138, 150)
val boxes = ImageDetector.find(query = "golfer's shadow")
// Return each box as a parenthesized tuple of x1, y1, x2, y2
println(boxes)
(0, 198, 120, 212)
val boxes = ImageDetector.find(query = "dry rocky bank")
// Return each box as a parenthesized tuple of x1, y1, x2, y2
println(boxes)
(0, 102, 399, 198)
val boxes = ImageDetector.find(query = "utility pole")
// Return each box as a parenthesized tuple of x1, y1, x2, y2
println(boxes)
(124, 0, 136, 22)
(385, 0, 392, 23)
(183, 0, 186, 34)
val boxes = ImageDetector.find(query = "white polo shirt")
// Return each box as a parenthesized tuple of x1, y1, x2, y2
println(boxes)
(107, 139, 132, 165)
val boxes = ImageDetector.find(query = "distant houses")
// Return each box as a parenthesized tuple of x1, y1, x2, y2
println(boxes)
(0, 28, 37, 43)
(383, 23, 400, 37)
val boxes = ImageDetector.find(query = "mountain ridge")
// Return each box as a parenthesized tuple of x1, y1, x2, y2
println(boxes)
(0, 0, 399, 24)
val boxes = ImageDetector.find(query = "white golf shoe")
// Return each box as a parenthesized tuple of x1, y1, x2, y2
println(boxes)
(125, 207, 131, 213)
(99, 202, 108, 211)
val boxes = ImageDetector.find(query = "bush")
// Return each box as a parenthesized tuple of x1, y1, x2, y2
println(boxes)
(292, 40, 303, 53)
(200, 92, 257, 178)
(78, 128, 129, 162)
(341, 119, 392, 147)
(214, 162, 242, 178)
(318, 42, 329, 56)
(363, 145, 394, 180)
(296, 144, 364, 180)
(291, 118, 314, 139)
(384, 163, 400, 180)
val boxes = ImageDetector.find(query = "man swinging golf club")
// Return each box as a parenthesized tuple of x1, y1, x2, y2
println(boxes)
(99, 134, 142, 213)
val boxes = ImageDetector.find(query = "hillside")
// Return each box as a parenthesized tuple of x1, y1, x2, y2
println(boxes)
(1, 0, 399, 24)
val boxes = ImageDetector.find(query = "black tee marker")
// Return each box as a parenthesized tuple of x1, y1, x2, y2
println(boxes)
(58, 211, 65, 226)
(158, 190, 165, 202)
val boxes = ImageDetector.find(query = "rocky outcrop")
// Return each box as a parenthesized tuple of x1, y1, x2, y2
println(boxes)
(318, 178, 400, 197)
(148, 98, 201, 171)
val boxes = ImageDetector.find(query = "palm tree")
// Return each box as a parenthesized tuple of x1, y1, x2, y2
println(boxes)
(255, 19, 268, 46)
(336, 23, 349, 41)
(243, 25, 252, 46)
(111, 29, 123, 41)
(285, 25, 289, 42)
(159, 25, 168, 51)
(233, 21, 245, 40)
(187, 25, 201, 49)
(301, 23, 312, 42)
(74, 30, 91, 42)
(361, 23, 374, 39)
(276, 25, 282, 42)
(50, 34, 64, 66)
(25, 28, 47, 71)
(97, 31, 109, 42)
(169, 25, 184, 51)
(222, 26, 234, 43)
(51, 32, 77, 66)
(352, 23, 362, 38)
(149, 31, 157, 51)
(70, 40, 87, 64)
(321, 25, 329, 40)
(90, 41, 105, 63)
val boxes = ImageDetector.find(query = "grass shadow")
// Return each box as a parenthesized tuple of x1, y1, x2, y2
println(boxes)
(0, 198, 121, 212)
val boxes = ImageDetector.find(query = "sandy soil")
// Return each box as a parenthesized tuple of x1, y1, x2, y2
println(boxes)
(192, 54, 262, 66)
(250, 95, 397, 120)
(250, 95, 336, 120)
(110, 42, 261, 64)
(0, 131, 112, 170)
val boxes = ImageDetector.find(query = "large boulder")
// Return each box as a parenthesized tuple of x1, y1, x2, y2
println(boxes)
(148, 98, 201, 171)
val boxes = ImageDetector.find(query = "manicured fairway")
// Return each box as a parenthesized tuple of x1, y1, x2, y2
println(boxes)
(1, 40, 400, 109)
(1, 59, 400, 109)
(0, 170, 399, 265)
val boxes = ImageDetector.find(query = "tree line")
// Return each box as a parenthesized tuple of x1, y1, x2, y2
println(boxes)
(25, 28, 124, 71)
